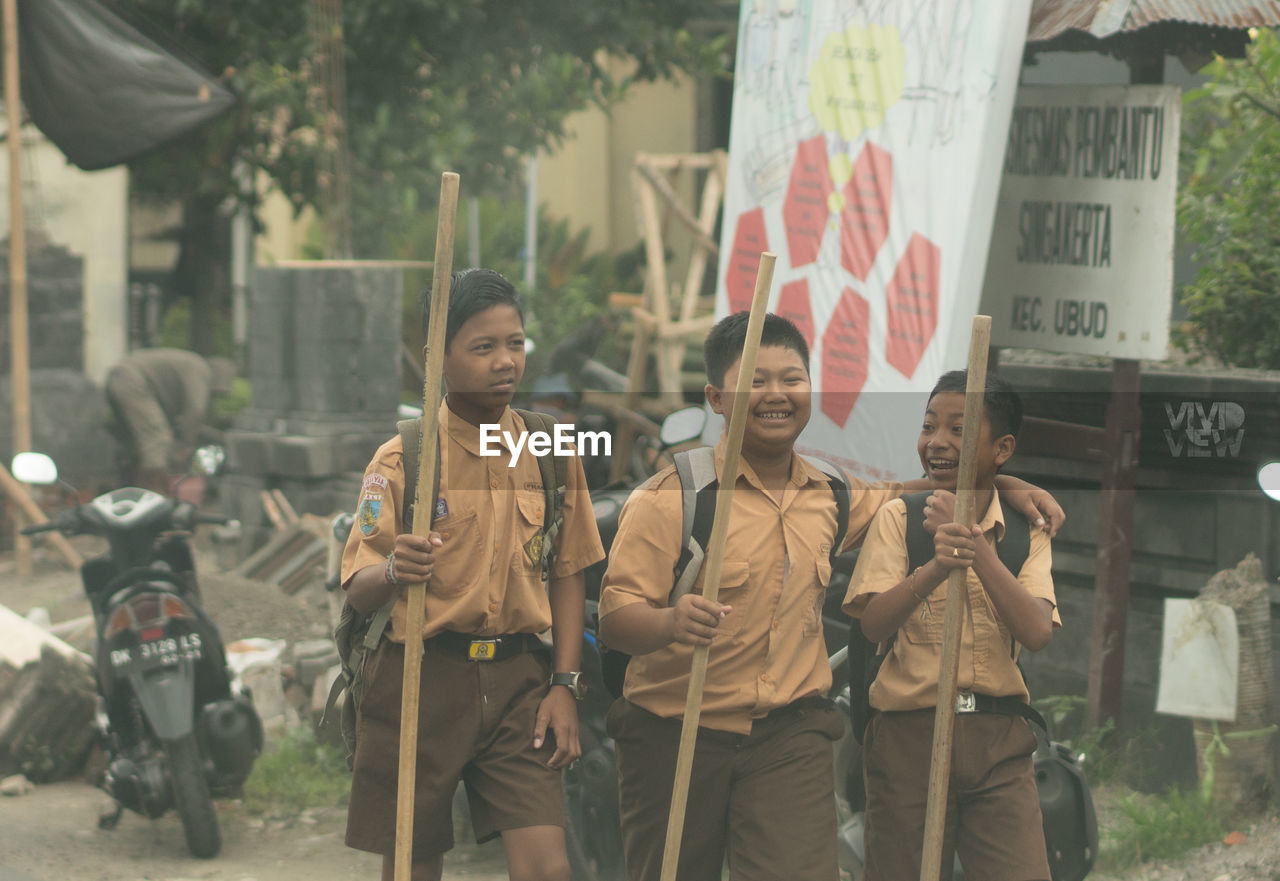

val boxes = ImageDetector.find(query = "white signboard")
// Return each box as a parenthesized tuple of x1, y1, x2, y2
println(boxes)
(1156, 598, 1238, 722)
(982, 85, 1180, 359)
(714, 0, 1032, 482)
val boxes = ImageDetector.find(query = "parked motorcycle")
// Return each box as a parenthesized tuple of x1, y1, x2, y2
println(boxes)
(12, 449, 263, 859)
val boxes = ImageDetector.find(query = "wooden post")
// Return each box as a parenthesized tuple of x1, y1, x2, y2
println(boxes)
(919, 316, 992, 881)
(4, 0, 31, 574)
(394, 172, 459, 881)
(659, 252, 776, 881)
(1086, 357, 1140, 727)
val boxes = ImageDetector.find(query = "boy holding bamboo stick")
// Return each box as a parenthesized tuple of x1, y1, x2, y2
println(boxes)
(844, 370, 1059, 881)
(340, 269, 604, 881)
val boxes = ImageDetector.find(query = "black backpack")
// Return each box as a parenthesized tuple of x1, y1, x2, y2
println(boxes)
(323, 410, 569, 767)
(600, 445, 850, 697)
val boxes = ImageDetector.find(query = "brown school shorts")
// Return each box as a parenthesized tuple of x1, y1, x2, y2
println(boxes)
(345, 638, 565, 860)
(863, 709, 1051, 881)
(607, 696, 846, 881)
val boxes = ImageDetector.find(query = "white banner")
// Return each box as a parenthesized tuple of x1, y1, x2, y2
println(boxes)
(714, 0, 1033, 482)
(982, 85, 1180, 359)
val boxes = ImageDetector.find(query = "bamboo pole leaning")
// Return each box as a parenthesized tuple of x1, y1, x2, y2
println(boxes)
(659, 252, 777, 881)
(918, 315, 992, 881)
(394, 171, 459, 881)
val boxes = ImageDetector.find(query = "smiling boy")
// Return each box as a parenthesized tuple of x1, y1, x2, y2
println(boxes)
(598, 314, 1063, 881)
(339, 269, 604, 881)
(844, 370, 1059, 881)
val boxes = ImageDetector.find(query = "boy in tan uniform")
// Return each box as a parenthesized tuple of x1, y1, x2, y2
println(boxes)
(844, 370, 1059, 881)
(598, 314, 1063, 881)
(340, 269, 605, 881)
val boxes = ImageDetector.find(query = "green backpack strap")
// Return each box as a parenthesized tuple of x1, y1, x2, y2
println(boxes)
(514, 408, 569, 582)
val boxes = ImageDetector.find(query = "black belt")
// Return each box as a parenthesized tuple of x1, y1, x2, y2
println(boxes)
(429, 631, 542, 662)
(955, 690, 1047, 732)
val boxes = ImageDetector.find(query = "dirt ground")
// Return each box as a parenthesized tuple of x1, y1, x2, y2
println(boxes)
(5, 536, 1280, 881)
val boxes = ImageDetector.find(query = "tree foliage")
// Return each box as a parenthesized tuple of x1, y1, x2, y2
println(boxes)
(1176, 28, 1280, 368)
(121, 0, 727, 351)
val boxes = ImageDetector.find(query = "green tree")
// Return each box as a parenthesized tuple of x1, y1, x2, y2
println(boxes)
(1177, 28, 1280, 368)
(123, 0, 727, 354)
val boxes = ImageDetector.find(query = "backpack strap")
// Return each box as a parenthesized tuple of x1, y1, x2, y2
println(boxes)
(514, 409, 569, 581)
(671, 447, 719, 604)
(800, 455, 850, 566)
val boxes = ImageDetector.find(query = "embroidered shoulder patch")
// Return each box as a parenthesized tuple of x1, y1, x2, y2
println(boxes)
(358, 492, 382, 535)
(362, 474, 389, 491)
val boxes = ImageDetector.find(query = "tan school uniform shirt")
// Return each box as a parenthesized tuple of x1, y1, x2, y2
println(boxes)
(599, 439, 902, 735)
(341, 401, 605, 643)
(843, 493, 1060, 712)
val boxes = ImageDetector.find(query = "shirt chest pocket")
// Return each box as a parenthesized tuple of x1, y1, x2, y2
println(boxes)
(902, 582, 946, 645)
(510, 490, 547, 577)
(430, 509, 482, 598)
(698, 559, 749, 639)
(804, 556, 833, 636)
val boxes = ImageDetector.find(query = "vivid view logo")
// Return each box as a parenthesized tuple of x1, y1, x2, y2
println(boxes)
(1163, 402, 1245, 458)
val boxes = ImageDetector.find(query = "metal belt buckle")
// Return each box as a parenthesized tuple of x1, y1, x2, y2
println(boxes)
(468, 639, 499, 661)
(955, 691, 977, 714)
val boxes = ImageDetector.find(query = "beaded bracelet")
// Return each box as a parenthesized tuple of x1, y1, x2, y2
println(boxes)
(384, 551, 399, 585)
(907, 565, 928, 602)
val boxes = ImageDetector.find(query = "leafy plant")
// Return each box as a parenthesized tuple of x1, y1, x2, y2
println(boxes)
(241, 730, 350, 818)
(1176, 28, 1280, 368)
(1101, 786, 1225, 869)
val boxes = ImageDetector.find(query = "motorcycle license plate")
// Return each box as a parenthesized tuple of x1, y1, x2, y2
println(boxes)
(110, 634, 203, 671)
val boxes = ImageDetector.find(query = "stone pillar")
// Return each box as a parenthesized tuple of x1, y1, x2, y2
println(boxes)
(225, 265, 403, 554)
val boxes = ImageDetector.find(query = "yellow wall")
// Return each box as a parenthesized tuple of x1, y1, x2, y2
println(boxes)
(537, 60, 700, 255)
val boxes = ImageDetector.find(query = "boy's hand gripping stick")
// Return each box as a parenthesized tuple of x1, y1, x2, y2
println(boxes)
(395, 171, 459, 881)
(919, 315, 992, 881)
(659, 252, 776, 881)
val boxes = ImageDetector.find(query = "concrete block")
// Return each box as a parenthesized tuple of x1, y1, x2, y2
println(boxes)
(271, 435, 338, 478)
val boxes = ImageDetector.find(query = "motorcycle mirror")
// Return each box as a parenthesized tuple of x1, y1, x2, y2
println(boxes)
(192, 445, 226, 477)
(524, 337, 536, 355)
(659, 406, 708, 448)
(1259, 461, 1280, 503)
(11, 451, 58, 485)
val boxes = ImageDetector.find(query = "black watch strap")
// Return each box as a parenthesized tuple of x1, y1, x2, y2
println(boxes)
(550, 671, 587, 700)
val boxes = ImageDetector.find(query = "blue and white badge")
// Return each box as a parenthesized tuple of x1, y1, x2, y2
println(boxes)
(434, 497, 449, 519)
(358, 492, 382, 535)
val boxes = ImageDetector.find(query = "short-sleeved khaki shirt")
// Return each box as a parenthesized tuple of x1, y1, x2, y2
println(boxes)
(341, 401, 605, 643)
(599, 440, 902, 735)
(842, 494, 1060, 712)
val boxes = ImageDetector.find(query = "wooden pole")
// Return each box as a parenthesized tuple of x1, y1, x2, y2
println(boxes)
(3, 0, 31, 575)
(659, 252, 776, 881)
(918, 315, 992, 881)
(0, 464, 83, 570)
(393, 171, 459, 881)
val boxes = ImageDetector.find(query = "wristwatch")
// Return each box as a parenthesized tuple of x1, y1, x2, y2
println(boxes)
(549, 671, 588, 701)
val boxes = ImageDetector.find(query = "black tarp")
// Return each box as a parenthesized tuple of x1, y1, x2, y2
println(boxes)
(18, 0, 236, 171)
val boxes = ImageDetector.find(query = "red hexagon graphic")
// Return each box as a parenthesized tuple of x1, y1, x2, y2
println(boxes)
(820, 287, 869, 428)
(839, 142, 893, 281)
(884, 233, 941, 379)
(724, 207, 770, 314)
(776, 279, 815, 352)
(783, 135, 834, 269)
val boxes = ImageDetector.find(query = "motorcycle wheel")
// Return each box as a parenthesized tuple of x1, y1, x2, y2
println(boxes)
(165, 734, 221, 858)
